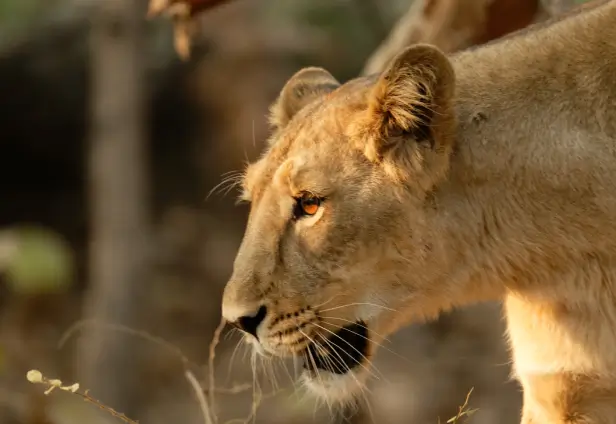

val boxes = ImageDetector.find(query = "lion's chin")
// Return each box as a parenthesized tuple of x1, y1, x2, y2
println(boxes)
(300, 366, 371, 404)
(298, 320, 373, 404)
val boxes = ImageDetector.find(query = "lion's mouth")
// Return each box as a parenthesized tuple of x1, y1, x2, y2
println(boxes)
(302, 321, 369, 375)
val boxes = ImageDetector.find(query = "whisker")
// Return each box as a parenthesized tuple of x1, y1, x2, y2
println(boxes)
(320, 320, 390, 349)
(222, 178, 242, 197)
(318, 317, 409, 364)
(319, 316, 392, 343)
(312, 293, 345, 309)
(242, 339, 252, 362)
(259, 355, 270, 388)
(301, 330, 346, 376)
(319, 302, 397, 313)
(312, 323, 383, 381)
(303, 328, 376, 421)
(299, 329, 334, 414)
(316, 332, 375, 384)
(279, 358, 296, 387)
(266, 356, 282, 393)
(205, 171, 244, 201)
(291, 355, 300, 381)
(288, 355, 307, 405)
(227, 336, 248, 382)
(316, 333, 375, 401)
(218, 169, 240, 179)
(223, 327, 238, 341)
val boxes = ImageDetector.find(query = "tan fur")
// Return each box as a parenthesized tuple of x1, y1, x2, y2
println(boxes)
(222, 1, 616, 421)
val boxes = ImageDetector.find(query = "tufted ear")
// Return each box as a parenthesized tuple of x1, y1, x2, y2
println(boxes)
(269, 67, 340, 129)
(363, 44, 456, 164)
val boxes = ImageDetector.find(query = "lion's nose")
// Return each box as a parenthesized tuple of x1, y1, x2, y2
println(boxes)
(228, 305, 268, 338)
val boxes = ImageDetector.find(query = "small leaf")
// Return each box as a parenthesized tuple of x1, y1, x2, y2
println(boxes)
(27, 369, 43, 383)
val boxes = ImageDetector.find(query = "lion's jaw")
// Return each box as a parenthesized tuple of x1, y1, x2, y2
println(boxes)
(222, 234, 426, 401)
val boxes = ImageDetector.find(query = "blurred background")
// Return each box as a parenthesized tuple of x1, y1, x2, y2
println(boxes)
(0, 0, 588, 423)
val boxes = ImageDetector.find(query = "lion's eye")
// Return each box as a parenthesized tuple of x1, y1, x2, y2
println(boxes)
(293, 193, 322, 219)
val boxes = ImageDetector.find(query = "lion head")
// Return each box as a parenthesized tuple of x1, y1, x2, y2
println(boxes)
(221, 44, 458, 403)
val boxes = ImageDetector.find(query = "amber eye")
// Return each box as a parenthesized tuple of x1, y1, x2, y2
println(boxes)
(294, 193, 322, 218)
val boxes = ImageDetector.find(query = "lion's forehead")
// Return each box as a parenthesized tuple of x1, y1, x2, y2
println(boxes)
(275, 77, 373, 149)
(243, 78, 374, 201)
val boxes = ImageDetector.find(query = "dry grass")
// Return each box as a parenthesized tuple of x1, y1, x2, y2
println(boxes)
(444, 387, 477, 424)
(26, 369, 138, 424)
(29, 318, 271, 424)
(26, 319, 477, 424)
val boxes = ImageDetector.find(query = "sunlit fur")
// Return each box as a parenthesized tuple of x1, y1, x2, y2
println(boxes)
(222, 1, 616, 422)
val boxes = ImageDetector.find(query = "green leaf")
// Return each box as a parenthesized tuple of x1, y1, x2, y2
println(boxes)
(3, 226, 75, 295)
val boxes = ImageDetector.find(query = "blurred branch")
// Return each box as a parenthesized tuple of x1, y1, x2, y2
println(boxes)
(362, 0, 604, 77)
(361, 0, 543, 76)
(362, 0, 489, 75)
(148, 0, 233, 17)
(147, 0, 235, 59)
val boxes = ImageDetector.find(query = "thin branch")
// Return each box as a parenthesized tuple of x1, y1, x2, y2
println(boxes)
(59, 319, 194, 369)
(185, 369, 215, 424)
(146, 0, 236, 59)
(26, 370, 138, 424)
(446, 387, 477, 424)
(208, 318, 227, 422)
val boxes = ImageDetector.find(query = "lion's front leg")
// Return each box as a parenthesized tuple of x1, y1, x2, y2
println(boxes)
(520, 413, 536, 424)
(517, 375, 616, 424)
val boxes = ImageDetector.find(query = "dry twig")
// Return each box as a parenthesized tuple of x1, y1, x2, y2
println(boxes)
(446, 387, 478, 424)
(208, 318, 226, 422)
(185, 369, 215, 424)
(26, 369, 138, 424)
(59, 319, 193, 368)
(55, 319, 263, 424)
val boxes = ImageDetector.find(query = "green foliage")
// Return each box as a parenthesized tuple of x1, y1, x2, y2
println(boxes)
(0, 225, 75, 295)
(0, 0, 39, 21)
(0, 0, 41, 33)
(0, 0, 64, 45)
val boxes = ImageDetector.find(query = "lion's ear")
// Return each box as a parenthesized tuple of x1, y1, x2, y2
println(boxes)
(364, 44, 455, 162)
(269, 67, 340, 129)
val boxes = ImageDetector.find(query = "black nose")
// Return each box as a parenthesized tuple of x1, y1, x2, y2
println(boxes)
(235, 305, 267, 338)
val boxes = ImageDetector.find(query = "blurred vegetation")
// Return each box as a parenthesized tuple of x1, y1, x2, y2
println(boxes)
(0, 226, 74, 295)
(0, 0, 65, 46)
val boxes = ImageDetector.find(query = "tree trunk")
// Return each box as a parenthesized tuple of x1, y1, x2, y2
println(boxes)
(76, 0, 149, 419)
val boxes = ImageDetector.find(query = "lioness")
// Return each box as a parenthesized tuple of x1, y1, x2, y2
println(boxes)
(221, 1, 616, 422)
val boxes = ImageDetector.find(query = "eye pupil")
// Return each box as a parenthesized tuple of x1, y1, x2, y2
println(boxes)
(295, 194, 321, 217)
